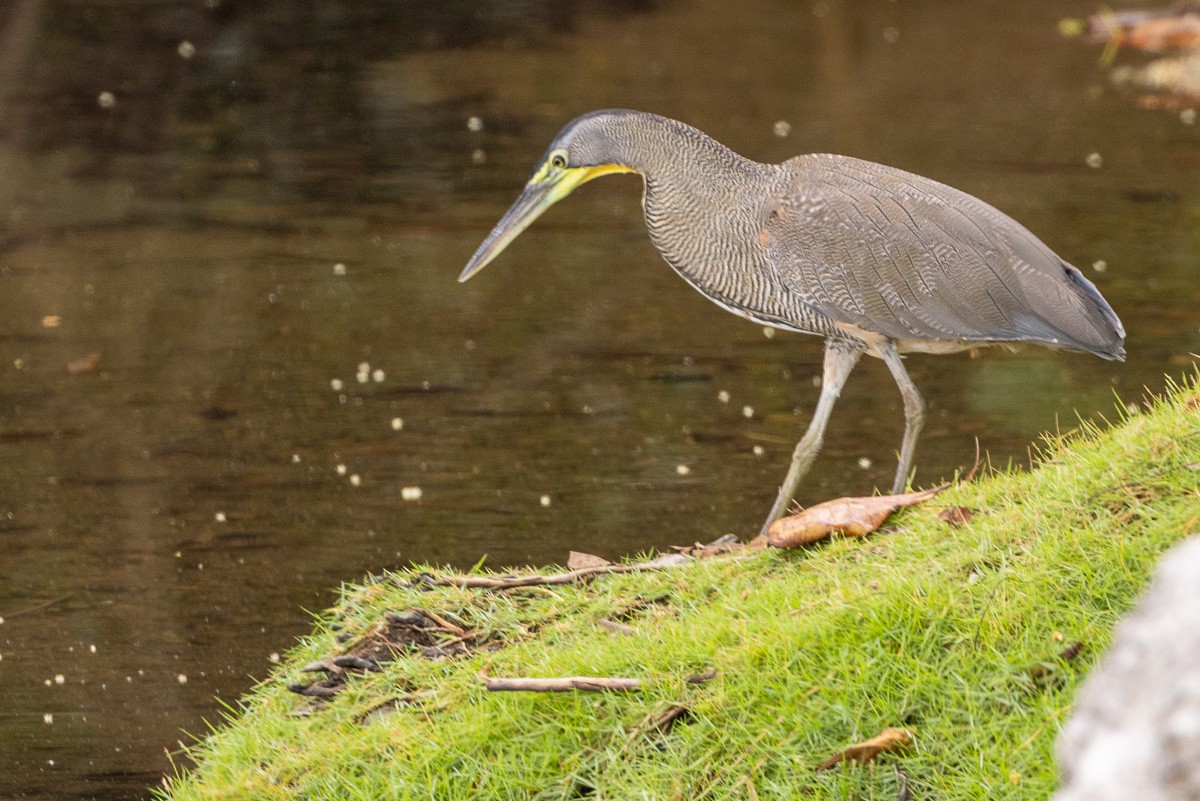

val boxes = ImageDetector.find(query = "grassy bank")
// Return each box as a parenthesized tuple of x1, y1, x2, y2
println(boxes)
(162, 376, 1200, 801)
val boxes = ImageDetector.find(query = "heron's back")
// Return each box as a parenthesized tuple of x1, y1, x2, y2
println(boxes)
(759, 154, 1125, 359)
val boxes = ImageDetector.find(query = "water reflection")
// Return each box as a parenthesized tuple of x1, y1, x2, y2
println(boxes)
(0, 1, 1197, 798)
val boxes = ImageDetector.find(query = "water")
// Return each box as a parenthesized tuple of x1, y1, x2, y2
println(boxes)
(1, 1, 1197, 797)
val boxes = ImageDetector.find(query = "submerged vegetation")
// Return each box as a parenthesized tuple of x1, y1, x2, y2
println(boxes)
(162, 375, 1200, 800)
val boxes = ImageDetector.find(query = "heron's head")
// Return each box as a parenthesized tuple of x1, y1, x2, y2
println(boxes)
(458, 110, 639, 282)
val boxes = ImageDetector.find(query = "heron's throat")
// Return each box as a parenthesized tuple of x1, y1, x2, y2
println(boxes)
(566, 163, 639, 189)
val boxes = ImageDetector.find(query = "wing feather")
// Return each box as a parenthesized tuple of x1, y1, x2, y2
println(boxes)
(763, 155, 1124, 358)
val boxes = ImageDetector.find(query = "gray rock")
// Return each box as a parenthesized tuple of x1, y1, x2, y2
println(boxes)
(1055, 535, 1200, 801)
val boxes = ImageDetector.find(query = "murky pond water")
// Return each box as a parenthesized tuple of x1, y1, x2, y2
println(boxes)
(1, 1, 1197, 797)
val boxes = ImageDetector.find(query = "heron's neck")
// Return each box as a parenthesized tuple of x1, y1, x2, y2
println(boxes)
(612, 115, 772, 290)
(608, 114, 759, 190)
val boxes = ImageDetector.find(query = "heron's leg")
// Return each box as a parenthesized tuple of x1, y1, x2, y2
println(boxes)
(878, 341, 925, 495)
(760, 339, 861, 535)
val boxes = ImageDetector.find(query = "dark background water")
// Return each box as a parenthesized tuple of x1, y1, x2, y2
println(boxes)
(1, 1, 1197, 798)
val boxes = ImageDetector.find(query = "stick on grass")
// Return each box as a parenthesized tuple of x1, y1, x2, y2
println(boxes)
(483, 676, 643, 692)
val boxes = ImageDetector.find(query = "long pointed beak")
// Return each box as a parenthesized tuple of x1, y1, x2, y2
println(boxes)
(459, 164, 635, 283)
(459, 178, 567, 282)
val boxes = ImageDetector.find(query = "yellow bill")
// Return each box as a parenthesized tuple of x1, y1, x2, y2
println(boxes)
(459, 163, 634, 282)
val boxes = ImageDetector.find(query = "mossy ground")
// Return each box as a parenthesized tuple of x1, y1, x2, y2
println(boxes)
(162, 376, 1200, 800)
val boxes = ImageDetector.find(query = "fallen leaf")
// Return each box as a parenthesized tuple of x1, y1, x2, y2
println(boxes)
(937, 506, 974, 527)
(42, 315, 61, 328)
(66, 352, 101, 374)
(767, 485, 948, 548)
(1185, 395, 1200, 411)
(567, 551, 611, 570)
(1026, 641, 1085, 682)
(819, 727, 913, 770)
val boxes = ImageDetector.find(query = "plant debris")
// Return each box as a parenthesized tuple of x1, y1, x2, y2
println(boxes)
(1060, 640, 1085, 662)
(765, 485, 948, 548)
(627, 703, 691, 742)
(1027, 640, 1087, 684)
(483, 676, 644, 692)
(567, 551, 612, 570)
(818, 727, 914, 770)
(596, 618, 635, 635)
(937, 506, 974, 527)
(287, 607, 482, 703)
(481, 670, 716, 693)
(436, 553, 693, 589)
(894, 765, 913, 801)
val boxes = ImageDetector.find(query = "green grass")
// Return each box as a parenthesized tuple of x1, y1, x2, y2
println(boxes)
(161, 375, 1200, 800)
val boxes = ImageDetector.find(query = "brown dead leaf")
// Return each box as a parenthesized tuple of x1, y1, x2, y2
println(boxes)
(818, 727, 913, 770)
(567, 551, 612, 570)
(1060, 640, 1084, 663)
(42, 314, 62, 328)
(1185, 395, 1200, 411)
(767, 484, 948, 548)
(66, 352, 101, 374)
(937, 506, 974, 527)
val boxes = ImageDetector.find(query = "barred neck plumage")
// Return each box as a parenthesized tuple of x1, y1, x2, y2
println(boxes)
(587, 113, 785, 320)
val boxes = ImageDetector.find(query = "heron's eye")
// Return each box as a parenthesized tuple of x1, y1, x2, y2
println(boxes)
(550, 153, 567, 169)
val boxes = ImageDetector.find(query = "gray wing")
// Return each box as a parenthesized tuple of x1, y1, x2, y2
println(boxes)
(764, 155, 1124, 358)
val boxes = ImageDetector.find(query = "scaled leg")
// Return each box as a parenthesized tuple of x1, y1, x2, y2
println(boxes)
(760, 339, 862, 535)
(878, 342, 926, 495)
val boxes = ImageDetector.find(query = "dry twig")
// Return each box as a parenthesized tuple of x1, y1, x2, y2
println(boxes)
(439, 554, 691, 589)
(483, 676, 643, 692)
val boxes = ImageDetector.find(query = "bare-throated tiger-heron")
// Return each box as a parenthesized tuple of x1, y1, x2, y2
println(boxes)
(460, 110, 1126, 536)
